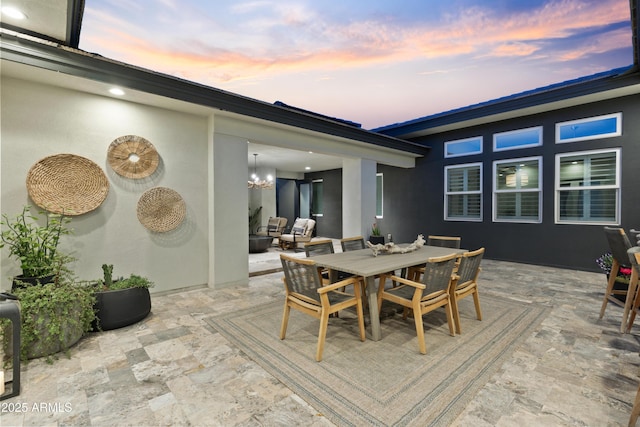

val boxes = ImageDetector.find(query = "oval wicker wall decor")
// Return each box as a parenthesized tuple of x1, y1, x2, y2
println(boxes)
(137, 187, 186, 233)
(107, 135, 159, 179)
(26, 154, 110, 215)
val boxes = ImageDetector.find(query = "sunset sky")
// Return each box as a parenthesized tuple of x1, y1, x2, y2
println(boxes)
(80, 0, 633, 129)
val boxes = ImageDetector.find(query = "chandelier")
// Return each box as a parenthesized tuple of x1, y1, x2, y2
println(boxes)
(248, 153, 274, 189)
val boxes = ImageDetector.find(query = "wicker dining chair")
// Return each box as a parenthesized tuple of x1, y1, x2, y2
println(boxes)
(279, 254, 366, 361)
(304, 239, 336, 285)
(600, 227, 635, 333)
(449, 247, 485, 334)
(340, 235, 366, 252)
(376, 252, 458, 354)
(427, 235, 462, 248)
(624, 247, 640, 333)
(407, 235, 461, 282)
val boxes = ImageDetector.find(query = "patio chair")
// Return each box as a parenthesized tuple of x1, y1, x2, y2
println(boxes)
(376, 252, 458, 354)
(279, 254, 366, 361)
(427, 235, 461, 248)
(624, 247, 640, 333)
(450, 247, 485, 334)
(630, 375, 640, 427)
(304, 240, 335, 285)
(630, 229, 640, 246)
(278, 218, 316, 250)
(407, 235, 461, 282)
(600, 227, 635, 333)
(340, 236, 366, 252)
(256, 217, 287, 238)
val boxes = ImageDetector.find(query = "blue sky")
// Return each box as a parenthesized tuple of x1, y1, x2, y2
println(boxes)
(80, 0, 633, 129)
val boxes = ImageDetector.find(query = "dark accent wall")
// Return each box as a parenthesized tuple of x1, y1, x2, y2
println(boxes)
(276, 178, 298, 229)
(404, 93, 640, 272)
(291, 94, 640, 272)
(305, 168, 343, 238)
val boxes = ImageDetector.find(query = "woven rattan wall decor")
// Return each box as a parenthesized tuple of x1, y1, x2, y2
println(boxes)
(26, 154, 110, 215)
(137, 187, 186, 232)
(107, 135, 159, 179)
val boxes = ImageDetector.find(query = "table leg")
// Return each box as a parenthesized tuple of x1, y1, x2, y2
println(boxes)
(365, 276, 382, 341)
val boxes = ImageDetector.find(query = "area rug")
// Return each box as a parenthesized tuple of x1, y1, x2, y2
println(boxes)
(205, 294, 549, 426)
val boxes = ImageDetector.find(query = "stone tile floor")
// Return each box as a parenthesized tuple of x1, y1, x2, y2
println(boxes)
(1, 243, 640, 426)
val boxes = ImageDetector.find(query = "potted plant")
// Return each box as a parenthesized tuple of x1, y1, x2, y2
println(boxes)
(0, 206, 94, 361)
(90, 264, 153, 331)
(369, 220, 385, 245)
(2, 255, 95, 361)
(0, 205, 71, 288)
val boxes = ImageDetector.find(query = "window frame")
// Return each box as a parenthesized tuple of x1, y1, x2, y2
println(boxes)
(554, 148, 621, 225)
(375, 173, 383, 219)
(444, 136, 483, 158)
(444, 162, 483, 222)
(492, 156, 542, 224)
(493, 126, 543, 152)
(555, 112, 622, 144)
(311, 179, 324, 217)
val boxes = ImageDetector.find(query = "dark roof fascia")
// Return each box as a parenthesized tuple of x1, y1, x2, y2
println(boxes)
(67, 0, 85, 49)
(633, 0, 639, 66)
(0, 33, 429, 156)
(375, 66, 640, 138)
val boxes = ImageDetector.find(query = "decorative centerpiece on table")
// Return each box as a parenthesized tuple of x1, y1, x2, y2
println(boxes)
(367, 234, 425, 257)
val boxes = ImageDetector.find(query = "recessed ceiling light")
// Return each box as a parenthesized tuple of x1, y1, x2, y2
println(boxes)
(1, 6, 27, 20)
(109, 88, 125, 96)
(305, 166, 311, 170)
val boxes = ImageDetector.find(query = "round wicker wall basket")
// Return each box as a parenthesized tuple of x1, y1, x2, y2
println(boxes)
(107, 135, 159, 179)
(26, 154, 109, 215)
(137, 187, 186, 233)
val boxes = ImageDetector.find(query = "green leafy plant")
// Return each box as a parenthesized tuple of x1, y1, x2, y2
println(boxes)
(249, 206, 263, 234)
(0, 205, 71, 278)
(2, 257, 95, 363)
(93, 264, 154, 291)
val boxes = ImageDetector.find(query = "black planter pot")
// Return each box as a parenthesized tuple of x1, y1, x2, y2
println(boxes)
(11, 274, 55, 291)
(92, 287, 151, 331)
(368, 236, 385, 245)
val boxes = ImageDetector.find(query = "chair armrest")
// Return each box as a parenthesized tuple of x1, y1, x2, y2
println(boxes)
(379, 274, 426, 290)
(317, 276, 362, 294)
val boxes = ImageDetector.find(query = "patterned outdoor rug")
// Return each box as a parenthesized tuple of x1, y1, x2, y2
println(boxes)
(205, 294, 549, 426)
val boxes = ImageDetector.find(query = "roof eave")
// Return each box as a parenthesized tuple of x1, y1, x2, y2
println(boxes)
(377, 67, 640, 138)
(0, 32, 429, 156)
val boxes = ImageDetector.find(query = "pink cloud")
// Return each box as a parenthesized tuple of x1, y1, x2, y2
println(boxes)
(82, 0, 630, 86)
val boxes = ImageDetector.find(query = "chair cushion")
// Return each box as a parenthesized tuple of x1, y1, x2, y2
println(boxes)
(291, 218, 308, 234)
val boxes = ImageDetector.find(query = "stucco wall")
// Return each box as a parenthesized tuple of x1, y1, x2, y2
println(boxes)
(0, 76, 210, 292)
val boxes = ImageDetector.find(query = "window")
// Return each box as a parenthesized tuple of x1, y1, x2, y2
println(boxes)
(445, 136, 483, 158)
(556, 112, 622, 143)
(493, 126, 543, 152)
(376, 173, 383, 218)
(445, 163, 482, 221)
(493, 157, 542, 223)
(312, 179, 323, 216)
(555, 149, 620, 224)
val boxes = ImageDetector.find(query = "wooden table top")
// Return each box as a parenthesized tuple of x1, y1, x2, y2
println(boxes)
(309, 244, 466, 277)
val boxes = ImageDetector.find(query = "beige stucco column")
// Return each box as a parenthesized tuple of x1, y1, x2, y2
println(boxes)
(342, 158, 377, 239)
(210, 120, 249, 288)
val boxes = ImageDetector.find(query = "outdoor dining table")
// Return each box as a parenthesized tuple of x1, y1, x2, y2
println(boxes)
(309, 243, 466, 341)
